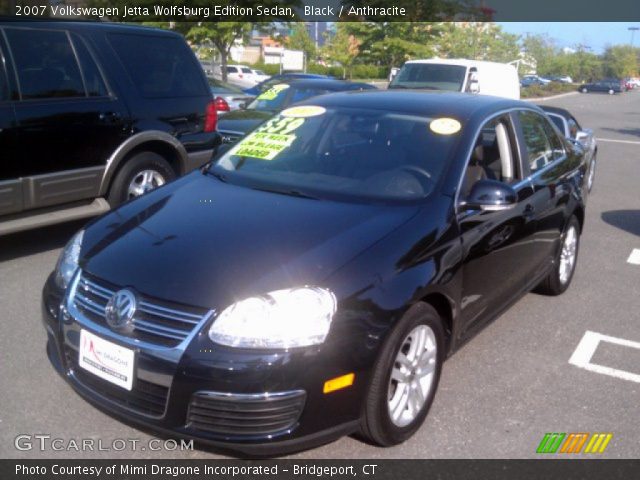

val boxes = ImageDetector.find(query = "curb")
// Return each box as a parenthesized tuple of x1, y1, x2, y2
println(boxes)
(527, 91, 580, 102)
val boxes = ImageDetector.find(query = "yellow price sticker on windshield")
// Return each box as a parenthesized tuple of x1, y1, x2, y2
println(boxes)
(281, 105, 326, 118)
(257, 84, 290, 101)
(234, 132, 296, 160)
(429, 117, 461, 135)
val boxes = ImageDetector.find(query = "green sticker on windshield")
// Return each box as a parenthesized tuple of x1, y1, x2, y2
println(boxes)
(234, 132, 296, 160)
(257, 83, 290, 100)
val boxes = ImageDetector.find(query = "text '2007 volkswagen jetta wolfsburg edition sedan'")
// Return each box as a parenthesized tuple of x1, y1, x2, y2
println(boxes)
(42, 92, 589, 455)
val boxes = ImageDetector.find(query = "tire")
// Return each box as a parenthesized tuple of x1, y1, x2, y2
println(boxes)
(536, 215, 581, 296)
(581, 87, 588, 93)
(107, 152, 176, 207)
(360, 302, 445, 446)
(608, 89, 614, 95)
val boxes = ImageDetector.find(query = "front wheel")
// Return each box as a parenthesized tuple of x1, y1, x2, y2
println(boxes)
(608, 89, 615, 95)
(581, 87, 588, 93)
(536, 215, 581, 296)
(360, 302, 444, 446)
(587, 154, 597, 193)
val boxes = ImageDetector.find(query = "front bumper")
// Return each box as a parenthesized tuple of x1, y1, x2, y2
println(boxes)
(41, 272, 366, 455)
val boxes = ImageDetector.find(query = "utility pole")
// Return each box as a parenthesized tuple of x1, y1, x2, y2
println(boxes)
(629, 27, 639, 47)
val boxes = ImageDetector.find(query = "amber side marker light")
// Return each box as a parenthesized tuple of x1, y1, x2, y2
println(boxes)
(323, 373, 355, 394)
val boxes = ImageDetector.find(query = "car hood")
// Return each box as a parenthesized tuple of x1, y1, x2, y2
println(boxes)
(216, 109, 273, 136)
(81, 172, 419, 310)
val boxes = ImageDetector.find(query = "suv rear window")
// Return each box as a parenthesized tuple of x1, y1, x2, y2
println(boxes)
(5, 28, 84, 100)
(108, 33, 205, 98)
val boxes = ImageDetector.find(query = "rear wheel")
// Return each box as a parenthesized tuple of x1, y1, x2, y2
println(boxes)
(536, 215, 581, 296)
(608, 89, 615, 95)
(581, 87, 588, 93)
(360, 302, 444, 446)
(107, 152, 176, 207)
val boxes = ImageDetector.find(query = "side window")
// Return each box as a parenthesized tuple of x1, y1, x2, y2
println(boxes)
(226, 66, 238, 74)
(518, 111, 563, 173)
(5, 28, 84, 100)
(108, 33, 205, 98)
(71, 35, 108, 97)
(461, 115, 517, 198)
(548, 114, 565, 135)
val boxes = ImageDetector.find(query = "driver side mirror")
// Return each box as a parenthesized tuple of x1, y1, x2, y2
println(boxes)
(468, 71, 480, 94)
(463, 179, 517, 212)
(575, 130, 590, 146)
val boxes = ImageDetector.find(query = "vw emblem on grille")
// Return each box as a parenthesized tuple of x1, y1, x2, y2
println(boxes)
(105, 289, 137, 332)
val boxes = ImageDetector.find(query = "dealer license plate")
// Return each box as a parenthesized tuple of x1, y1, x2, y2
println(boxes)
(78, 329, 134, 391)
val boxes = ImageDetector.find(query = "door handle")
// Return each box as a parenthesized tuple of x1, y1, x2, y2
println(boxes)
(524, 204, 535, 220)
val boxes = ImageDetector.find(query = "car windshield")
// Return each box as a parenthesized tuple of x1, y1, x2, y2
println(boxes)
(208, 78, 243, 94)
(389, 64, 467, 91)
(246, 83, 291, 112)
(209, 106, 461, 202)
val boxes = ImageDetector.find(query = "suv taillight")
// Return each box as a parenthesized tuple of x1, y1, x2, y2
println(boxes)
(204, 101, 217, 132)
(214, 96, 230, 112)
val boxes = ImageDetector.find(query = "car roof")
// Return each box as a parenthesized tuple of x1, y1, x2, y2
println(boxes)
(279, 79, 375, 90)
(405, 58, 511, 68)
(300, 90, 533, 120)
(0, 19, 182, 38)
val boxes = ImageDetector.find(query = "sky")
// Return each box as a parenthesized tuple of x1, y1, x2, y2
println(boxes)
(498, 23, 640, 53)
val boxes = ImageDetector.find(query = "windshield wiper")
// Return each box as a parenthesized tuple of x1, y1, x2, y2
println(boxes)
(250, 185, 318, 200)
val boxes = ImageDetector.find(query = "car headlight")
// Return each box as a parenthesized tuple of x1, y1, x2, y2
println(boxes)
(54, 230, 84, 289)
(209, 287, 337, 349)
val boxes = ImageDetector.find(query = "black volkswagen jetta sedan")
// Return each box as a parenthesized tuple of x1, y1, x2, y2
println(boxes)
(42, 92, 588, 455)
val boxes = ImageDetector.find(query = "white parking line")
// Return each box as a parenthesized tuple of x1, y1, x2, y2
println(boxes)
(627, 249, 640, 265)
(596, 137, 640, 145)
(569, 331, 640, 383)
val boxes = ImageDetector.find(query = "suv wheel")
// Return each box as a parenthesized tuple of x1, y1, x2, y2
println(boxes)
(360, 302, 444, 446)
(107, 152, 176, 206)
(536, 215, 581, 296)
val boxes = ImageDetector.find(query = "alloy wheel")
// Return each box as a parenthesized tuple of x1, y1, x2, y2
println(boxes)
(127, 170, 165, 199)
(387, 325, 437, 427)
(559, 225, 578, 284)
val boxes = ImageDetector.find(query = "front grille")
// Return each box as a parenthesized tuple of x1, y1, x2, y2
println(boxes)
(187, 390, 306, 437)
(64, 346, 169, 417)
(72, 273, 209, 347)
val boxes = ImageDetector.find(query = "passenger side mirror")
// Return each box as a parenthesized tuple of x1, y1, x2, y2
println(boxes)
(468, 81, 480, 94)
(575, 130, 590, 144)
(463, 179, 517, 212)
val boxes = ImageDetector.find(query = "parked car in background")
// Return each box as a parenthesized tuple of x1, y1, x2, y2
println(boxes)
(542, 105, 597, 192)
(389, 59, 521, 99)
(215, 64, 257, 88)
(251, 69, 271, 83)
(548, 75, 573, 84)
(217, 79, 376, 144)
(0, 21, 219, 236)
(579, 80, 623, 94)
(243, 73, 332, 96)
(199, 58, 214, 77)
(521, 75, 551, 87)
(208, 78, 254, 114)
(42, 92, 589, 455)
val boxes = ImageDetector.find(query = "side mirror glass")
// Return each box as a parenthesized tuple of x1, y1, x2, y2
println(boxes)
(463, 179, 517, 212)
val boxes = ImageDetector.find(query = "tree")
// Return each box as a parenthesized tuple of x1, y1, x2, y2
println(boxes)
(602, 45, 638, 78)
(285, 23, 316, 64)
(323, 23, 361, 79)
(521, 33, 557, 76)
(438, 23, 519, 62)
(185, 22, 252, 81)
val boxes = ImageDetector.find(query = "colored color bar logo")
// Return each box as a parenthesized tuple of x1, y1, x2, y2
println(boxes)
(537, 433, 613, 454)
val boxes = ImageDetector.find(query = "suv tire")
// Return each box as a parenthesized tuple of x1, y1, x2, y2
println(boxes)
(107, 152, 176, 206)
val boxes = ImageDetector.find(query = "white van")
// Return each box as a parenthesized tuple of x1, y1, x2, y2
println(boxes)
(389, 59, 520, 100)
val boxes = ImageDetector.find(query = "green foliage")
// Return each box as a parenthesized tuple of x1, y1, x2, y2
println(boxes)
(520, 82, 577, 99)
(438, 23, 520, 62)
(602, 45, 638, 78)
(286, 23, 317, 62)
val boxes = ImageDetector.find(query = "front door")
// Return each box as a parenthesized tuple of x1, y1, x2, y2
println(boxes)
(456, 113, 538, 336)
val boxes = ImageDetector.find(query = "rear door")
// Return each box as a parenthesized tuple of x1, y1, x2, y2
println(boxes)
(513, 109, 578, 282)
(5, 26, 128, 210)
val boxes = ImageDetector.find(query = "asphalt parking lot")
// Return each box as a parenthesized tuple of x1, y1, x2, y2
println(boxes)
(1, 89, 639, 460)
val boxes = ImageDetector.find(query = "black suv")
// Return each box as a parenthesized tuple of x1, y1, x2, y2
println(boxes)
(0, 20, 220, 235)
